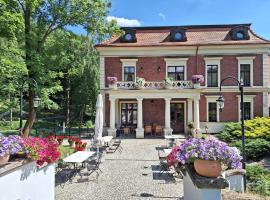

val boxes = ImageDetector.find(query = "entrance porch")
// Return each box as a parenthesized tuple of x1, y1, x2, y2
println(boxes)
(104, 90, 201, 138)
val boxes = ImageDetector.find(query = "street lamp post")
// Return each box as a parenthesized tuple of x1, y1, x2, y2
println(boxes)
(19, 78, 41, 129)
(216, 75, 246, 192)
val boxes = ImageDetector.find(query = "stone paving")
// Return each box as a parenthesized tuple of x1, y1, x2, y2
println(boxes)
(55, 138, 183, 200)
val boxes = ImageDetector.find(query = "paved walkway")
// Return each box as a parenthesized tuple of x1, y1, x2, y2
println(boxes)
(55, 139, 183, 200)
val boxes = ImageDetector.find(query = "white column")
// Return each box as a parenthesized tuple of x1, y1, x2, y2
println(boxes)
(164, 98, 173, 135)
(187, 99, 193, 123)
(263, 53, 269, 117)
(193, 96, 200, 130)
(100, 56, 105, 89)
(136, 97, 144, 138)
(108, 97, 117, 137)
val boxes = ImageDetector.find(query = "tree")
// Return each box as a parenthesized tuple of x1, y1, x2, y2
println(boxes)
(6, 0, 119, 136)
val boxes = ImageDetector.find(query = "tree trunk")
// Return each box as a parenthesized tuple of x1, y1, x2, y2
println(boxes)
(23, 91, 36, 137)
(23, 4, 36, 137)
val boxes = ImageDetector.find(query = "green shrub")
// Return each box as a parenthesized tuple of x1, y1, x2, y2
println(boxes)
(246, 165, 270, 196)
(217, 117, 270, 141)
(230, 139, 270, 160)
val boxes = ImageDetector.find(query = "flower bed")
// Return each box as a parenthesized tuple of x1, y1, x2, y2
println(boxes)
(0, 135, 61, 167)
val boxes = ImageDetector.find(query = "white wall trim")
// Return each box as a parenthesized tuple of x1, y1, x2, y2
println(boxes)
(164, 58, 188, 80)
(100, 56, 105, 89)
(236, 56, 255, 87)
(205, 96, 220, 122)
(120, 59, 138, 81)
(204, 57, 222, 88)
(263, 92, 269, 117)
(262, 53, 269, 87)
(236, 95, 255, 121)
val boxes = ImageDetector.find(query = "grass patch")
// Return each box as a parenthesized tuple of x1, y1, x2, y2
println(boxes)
(59, 145, 75, 160)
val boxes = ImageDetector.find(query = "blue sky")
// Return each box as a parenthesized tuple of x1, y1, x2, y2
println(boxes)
(71, 0, 270, 39)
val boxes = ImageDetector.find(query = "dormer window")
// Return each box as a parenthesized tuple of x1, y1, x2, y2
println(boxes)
(120, 29, 137, 43)
(170, 28, 187, 42)
(230, 26, 250, 40)
(236, 31, 244, 40)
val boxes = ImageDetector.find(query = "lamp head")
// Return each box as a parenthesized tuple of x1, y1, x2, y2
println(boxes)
(216, 95, 225, 112)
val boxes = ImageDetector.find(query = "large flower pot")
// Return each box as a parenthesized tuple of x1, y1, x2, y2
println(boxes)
(109, 83, 117, 90)
(0, 154, 10, 166)
(194, 159, 222, 177)
(68, 140, 74, 147)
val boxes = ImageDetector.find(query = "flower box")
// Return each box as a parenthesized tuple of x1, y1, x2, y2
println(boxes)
(191, 75, 204, 89)
(135, 77, 145, 89)
(107, 77, 118, 89)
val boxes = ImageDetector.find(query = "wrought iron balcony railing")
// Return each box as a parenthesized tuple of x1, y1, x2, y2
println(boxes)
(112, 80, 194, 89)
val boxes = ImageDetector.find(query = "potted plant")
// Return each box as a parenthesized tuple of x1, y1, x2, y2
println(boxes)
(56, 135, 64, 145)
(0, 135, 24, 166)
(191, 75, 204, 89)
(163, 77, 174, 89)
(107, 77, 118, 89)
(187, 122, 194, 136)
(23, 137, 60, 167)
(176, 137, 242, 177)
(68, 136, 75, 147)
(135, 77, 145, 89)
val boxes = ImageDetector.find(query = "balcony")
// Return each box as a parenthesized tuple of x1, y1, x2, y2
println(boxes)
(112, 80, 194, 90)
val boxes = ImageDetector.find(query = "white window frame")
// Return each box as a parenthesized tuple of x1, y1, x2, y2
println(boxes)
(120, 59, 138, 81)
(119, 101, 138, 126)
(164, 58, 188, 80)
(204, 57, 222, 88)
(236, 56, 255, 87)
(205, 96, 220, 122)
(236, 95, 256, 121)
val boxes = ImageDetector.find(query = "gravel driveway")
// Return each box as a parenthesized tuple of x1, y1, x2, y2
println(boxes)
(55, 138, 183, 200)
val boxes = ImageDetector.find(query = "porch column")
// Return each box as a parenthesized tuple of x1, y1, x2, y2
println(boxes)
(193, 96, 200, 130)
(136, 97, 144, 138)
(108, 97, 117, 137)
(187, 99, 193, 123)
(164, 98, 173, 135)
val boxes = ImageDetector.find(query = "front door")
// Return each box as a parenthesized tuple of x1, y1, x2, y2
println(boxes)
(170, 103, 185, 134)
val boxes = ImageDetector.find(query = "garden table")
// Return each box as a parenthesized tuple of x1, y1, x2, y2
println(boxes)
(163, 148, 172, 156)
(64, 151, 95, 169)
(164, 135, 185, 147)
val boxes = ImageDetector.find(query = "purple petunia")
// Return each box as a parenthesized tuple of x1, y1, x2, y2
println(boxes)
(176, 137, 242, 169)
(0, 135, 24, 157)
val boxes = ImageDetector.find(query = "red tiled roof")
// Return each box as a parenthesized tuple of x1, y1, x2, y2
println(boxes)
(96, 24, 270, 47)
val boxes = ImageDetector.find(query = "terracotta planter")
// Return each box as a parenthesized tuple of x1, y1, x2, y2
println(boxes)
(194, 159, 222, 177)
(68, 140, 74, 147)
(0, 154, 10, 166)
(57, 139, 63, 145)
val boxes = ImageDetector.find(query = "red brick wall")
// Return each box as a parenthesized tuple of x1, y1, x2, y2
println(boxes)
(254, 93, 263, 117)
(143, 99, 165, 125)
(253, 55, 263, 86)
(220, 56, 238, 86)
(219, 93, 239, 122)
(137, 57, 166, 81)
(105, 57, 122, 87)
(104, 55, 263, 86)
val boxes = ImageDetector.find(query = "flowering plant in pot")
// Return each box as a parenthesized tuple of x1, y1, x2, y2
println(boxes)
(68, 136, 75, 147)
(176, 137, 242, 177)
(75, 142, 87, 151)
(163, 77, 174, 89)
(0, 135, 24, 166)
(135, 77, 145, 89)
(56, 135, 64, 145)
(191, 75, 204, 89)
(23, 137, 61, 167)
(107, 77, 118, 89)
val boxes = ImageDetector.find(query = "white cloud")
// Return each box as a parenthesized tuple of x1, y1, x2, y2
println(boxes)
(158, 12, 166, 20)
(106, 16, 141, 27)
